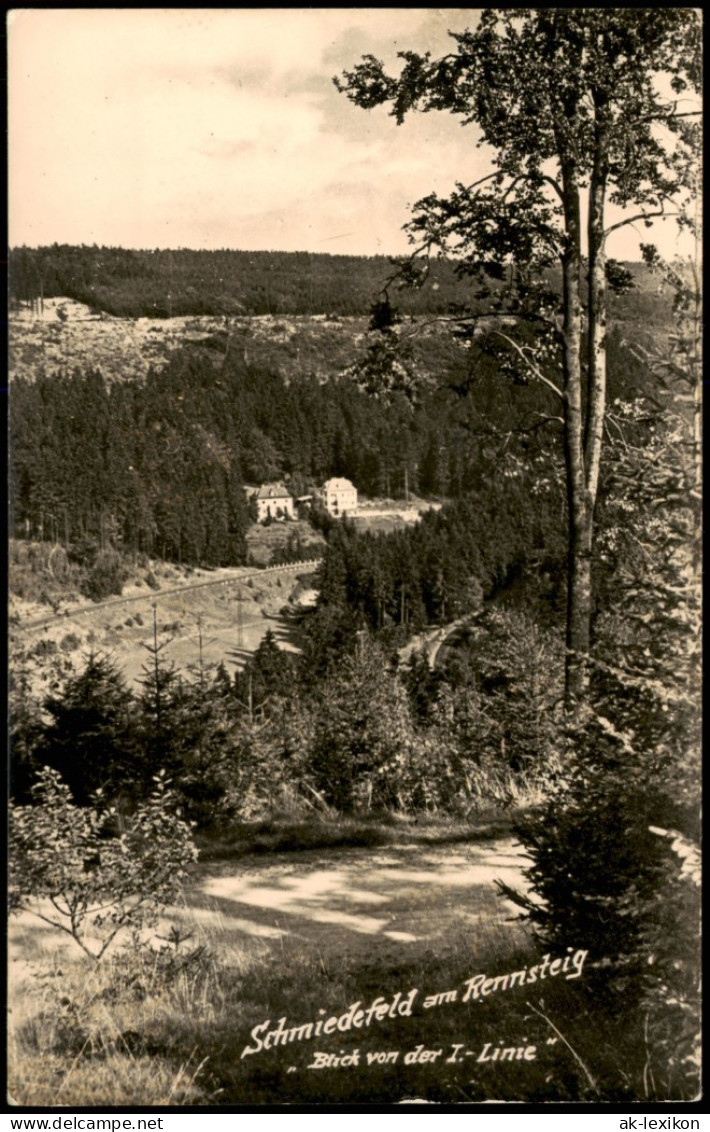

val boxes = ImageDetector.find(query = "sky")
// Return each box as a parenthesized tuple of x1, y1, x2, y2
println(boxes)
(8, 8, 699, 260)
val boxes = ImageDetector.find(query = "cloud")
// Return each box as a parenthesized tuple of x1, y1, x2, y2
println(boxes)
(4, 9, 514, 253)
(8, 9, 697, 259)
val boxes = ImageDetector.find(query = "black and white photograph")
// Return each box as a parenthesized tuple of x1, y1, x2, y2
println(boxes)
(7, 8, 701, 1110)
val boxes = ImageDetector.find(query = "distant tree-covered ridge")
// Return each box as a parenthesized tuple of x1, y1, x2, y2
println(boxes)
(9, 245, 476, 318)
(9, 244, 678, 324)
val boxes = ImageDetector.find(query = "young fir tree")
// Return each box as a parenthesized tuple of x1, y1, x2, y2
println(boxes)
(36, 653, 138, 806)
(309, 636, 420, 811)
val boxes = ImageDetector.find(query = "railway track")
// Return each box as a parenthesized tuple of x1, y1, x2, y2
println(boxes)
(11, 558, 322, 635)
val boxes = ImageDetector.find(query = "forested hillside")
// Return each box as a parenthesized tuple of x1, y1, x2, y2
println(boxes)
(10, 245, 473, 318)
(10, 247, 675, 829)
(9, 244, 678, 326)
(10, 302, 652, 577)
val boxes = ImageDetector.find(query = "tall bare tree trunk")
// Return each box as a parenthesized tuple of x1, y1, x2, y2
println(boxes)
(573, 95, 610, 713)
(561, 164, 590, 711)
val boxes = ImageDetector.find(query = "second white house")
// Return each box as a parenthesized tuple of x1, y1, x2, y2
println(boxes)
(320, 477, 358, 517)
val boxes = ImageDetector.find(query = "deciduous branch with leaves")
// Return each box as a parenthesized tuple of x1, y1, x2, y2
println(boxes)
(336, 7, 701, 710)
(9, 768, 198, 961)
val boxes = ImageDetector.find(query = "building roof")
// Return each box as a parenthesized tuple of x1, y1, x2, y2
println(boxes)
(256, 482, 292, 500)
(322, 477, 356, 492)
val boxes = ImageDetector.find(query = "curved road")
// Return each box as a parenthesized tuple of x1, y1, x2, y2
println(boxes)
(398, 615, 482, 671)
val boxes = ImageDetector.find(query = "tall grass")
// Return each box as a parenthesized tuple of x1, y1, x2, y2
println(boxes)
(9, 894, 533, 1106)
(10, 889, 687, 1107)
(9, 942, 222, 1106)
(194, 807, 521, 861)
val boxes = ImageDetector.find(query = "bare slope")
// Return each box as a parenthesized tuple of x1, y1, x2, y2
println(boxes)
(11, 558, 320, 696)
(9, 299, 370, 385)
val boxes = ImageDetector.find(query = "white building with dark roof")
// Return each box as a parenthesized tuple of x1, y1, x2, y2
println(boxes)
(320, 477, 358, 517)
(255, 482, 295, 522)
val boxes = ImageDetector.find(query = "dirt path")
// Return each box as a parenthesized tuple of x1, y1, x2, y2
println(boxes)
(9, 837, 531, 971)
(398, 619, 468, 669)
(183, 837, 531, 962)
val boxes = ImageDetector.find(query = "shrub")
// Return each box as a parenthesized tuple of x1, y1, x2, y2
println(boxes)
(68, 539, 100, 568)
(9, 768, 198, 960)
(29, 638, 58, 660)
(145, 570, 160, 591)
(82, 549, 125, 601)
